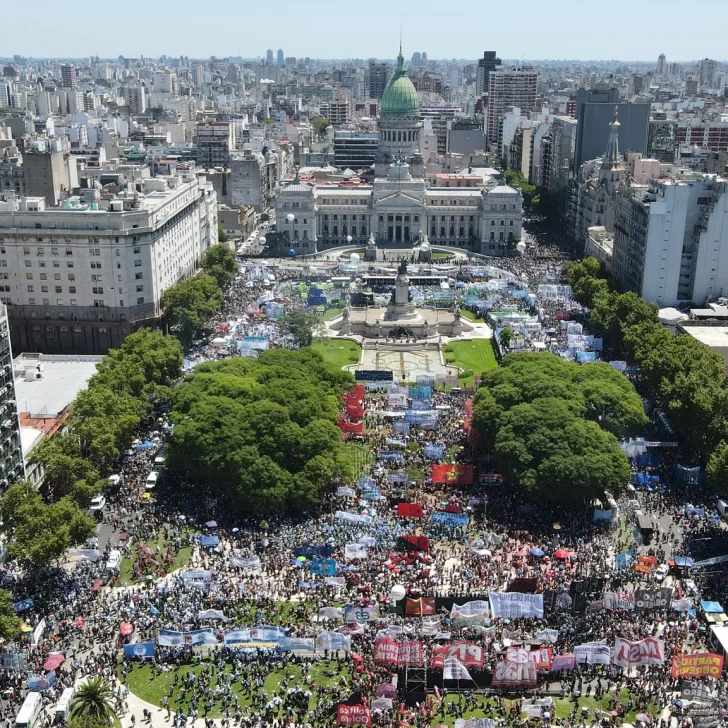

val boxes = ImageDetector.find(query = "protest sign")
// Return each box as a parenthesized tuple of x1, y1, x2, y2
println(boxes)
(671, 653, 724, 679)
(491, 660, 537, 687)
(613, 637, 665, 667)
(337, 705, 371, 726)
(431, 642, 484, 669)
(345, 543, 367, 560)
(602, 592, 635, 610)
(489, 592, 544, 619)
(574, 642, 611, 665)
(344, 605, 380, 623)
(634, 588, 673, 610)
(450, 600, 490, 622)
(123, 642, 156, 659)
(431, 464, 474, 485)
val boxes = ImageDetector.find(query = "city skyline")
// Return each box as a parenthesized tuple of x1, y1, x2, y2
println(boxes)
(9, 0, 728, 62)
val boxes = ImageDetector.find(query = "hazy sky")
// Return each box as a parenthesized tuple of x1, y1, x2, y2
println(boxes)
(13, 0, 728, 62)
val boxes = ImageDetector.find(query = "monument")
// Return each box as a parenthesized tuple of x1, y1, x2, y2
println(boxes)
(332, 260, 470, 340)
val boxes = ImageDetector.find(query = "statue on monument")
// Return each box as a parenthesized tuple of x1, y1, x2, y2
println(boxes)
(397, 258, 408, 276)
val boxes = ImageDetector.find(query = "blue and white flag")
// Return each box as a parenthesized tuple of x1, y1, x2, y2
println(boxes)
(344, 605, 380, 623)
(335, 511, 372, 524)
(158, 629, 218, 646)
(423, 444, 445, 459)
(315, 631, 351, 652)
(431, 511, 469, 527)
(310, 558, 337, 576)
(345, 543, 368, 560)
(123, 642, 156, 659)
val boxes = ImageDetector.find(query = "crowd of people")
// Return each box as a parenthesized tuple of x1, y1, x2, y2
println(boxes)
(0, 250, 724, 728)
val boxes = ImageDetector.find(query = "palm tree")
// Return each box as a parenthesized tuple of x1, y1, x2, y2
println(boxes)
(71, 677, 118, 723)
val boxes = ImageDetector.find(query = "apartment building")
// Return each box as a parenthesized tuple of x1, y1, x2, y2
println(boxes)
(487, 67, 538, 153)
(0, 173, 217, 354)
(195, 121, 234, 169)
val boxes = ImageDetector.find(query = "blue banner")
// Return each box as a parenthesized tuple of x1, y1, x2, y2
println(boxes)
(378, 451, 404, 464)
(294, 546, 332, 558)
(615, 549, 635, 569)
(310, 558, 337, 576)
(431, 511, 469, 527)
(416, 375, 435, 387)
(409, 386, 433, 400)
(123, 642, 156, 659)
(357, 476, 376, 489)
(409, 399, 431, 411)
(361, 487, 382, 501)
(392, 421, 410, 435)
(423, 444, 445, 459)
(387, 471, 409, 484)
(28, 672, 56, 691)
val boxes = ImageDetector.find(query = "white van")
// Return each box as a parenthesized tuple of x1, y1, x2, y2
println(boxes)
(153, 456, 166, 470)
(108, 474, 121, 488)
(54, 688, 75, 724)
(717, 499, 728, 516)
(105, 549, 122, 574)
(16, 692, 43, 728)
(145, 471, 159, 490)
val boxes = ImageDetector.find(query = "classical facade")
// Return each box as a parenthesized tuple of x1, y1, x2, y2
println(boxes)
(276, 160, 523, 256)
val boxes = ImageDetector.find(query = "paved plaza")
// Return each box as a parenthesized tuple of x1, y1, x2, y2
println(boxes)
(351, 346, 456, 381)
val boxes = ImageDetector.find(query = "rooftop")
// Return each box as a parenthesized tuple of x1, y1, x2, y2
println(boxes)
(13, 354, 102, 417)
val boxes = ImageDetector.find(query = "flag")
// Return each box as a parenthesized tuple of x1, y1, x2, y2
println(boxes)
(443, 655, 473, 681)
(431, 464, 474, 485)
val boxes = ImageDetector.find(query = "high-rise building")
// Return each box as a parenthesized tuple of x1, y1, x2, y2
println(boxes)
(486, 66, 538, 151)
(277, 49, 284, 66)
(573, 89, 649, 171)
(368, 61, 390, 99)
(266, 49, 274, 64)
(23, 138, 76, 207)
(685, 77, 699, 96)
(411, 52, 421, 68)
(613, 174, 728, 305)
(421, 52, 427, 65)
(195, 121, 234, 168)
(0, 174, 218, 355)
(0, 305, 24, 490)
(700, 58, 718, 88)
(333, 130, 379, 170)
(60, 63, 77, 89)
(656, 54, 666, 76)
(124, 84, 147, 115)
(476, 51, 502, 96)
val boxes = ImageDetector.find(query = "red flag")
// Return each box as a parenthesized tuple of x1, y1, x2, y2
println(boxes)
(431, 464, 474, 485)
(405, 597, 436, 616)
(397, 503, 424, 518)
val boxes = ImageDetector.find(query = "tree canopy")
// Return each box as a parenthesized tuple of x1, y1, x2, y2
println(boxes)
(201, 244, 237, 290)
(167, 349, 355, 514)
(162, 274, 223, 347)
(0, 589, 20, 642)
(473, 352, 637, 503)
(281, 309, 323, 348)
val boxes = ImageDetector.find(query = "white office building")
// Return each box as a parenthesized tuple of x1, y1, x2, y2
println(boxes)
(0, 173, 217, 354)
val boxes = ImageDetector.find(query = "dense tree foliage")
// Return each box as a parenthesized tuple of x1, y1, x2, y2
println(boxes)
(566, 257, 728, 460)
(281, 309, 323, 347)
(1, 483, 95, 571)
(167, 349, 355, 514)
(162, 274, 223, 347)
(0, 589, 20, 642)
(473, 353, 637, 503)
(707, 441, 728, 497)
(201, 244, 237, 290)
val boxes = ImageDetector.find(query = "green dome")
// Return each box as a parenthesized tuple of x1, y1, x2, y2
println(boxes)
(380, 52, 419, 117)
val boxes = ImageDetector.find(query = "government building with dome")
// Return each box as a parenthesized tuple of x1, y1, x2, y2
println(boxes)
(274, 46, 524, 257)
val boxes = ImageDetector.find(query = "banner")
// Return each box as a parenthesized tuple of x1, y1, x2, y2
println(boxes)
(634, 555, 657, 573)
(450, 600, 490, 622)
(522, 699, 554, 720)
(319, 607, 344, 619)
(530, 648, 553, 670)
(602, 592, 635, 611)
(181, 569, 212, 583)
(31, 618, 46, 647)
(0, 652, 27, 671)
(378, 451, 403, 464)
(681, 680, 719, 703)
(311, 558, 337, 576)
(397, 503, 424, 518)
(373, 637, 423, 666)
(344, 605, 380, 623)
(444, 655, 473, 681)
(421, 619, 442, 635)
(634, 588, 673, 610)
(431, 510, 469, 527)
(431, 642, 484, 669)
(671, 598, 693, 612)
(230, 556, 261, 570)
(371, 697, 393, 712)
(316, 631, 351, 653)
(535, 629, 559, 644)
(491, 660, 537, 687)
(68, 549, 102, 561)
(550, 654, 576, 671)
(336, 487, 356, 498)
(325, 577, 346, 587)
(387, 471, 409, 484)
(409, 386, 433, 400)
(294, 546, 332, 558)
(335, 511, 372, 524)
(423, 444, 445, 459)
(431, 464, 474, 485)
(345, 544, 367, 560)
(279, 638, 315, 653)
(505, 647, 530, 664)
(613, 637, 665, 667)
(158, 629, 218, 646)
(405, 597, 436, 616)
(574, 642, 610, 665)
(671, 653, 725, 679)
(123, 642, 156, 659)
(615, 549, 635, 569)
(455, 720, 495, 728)
(337, 705, 371, 726)
(489, 592, 544, 619)
(388, 393, 408, 407)
(198, 609, 226, 620)
(28, 672, 56, 691)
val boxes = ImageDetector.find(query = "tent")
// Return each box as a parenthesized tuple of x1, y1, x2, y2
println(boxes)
(700, 600, 724, 613)
(199, 535, 220, 548)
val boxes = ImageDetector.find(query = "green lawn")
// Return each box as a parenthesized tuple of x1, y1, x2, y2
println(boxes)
(125, 660, 349, 717)
(321, 306, 346, 321)
(431, 252, 454, 260)
(443, 339, 497, 385)
(460, 309, 486, 323)
(310, 338, 362, 369)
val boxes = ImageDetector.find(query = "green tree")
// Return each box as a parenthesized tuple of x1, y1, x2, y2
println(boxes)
(71, 678, 118, 723)
(30, 436, 99, 498)
(707, 441, 728, 496)
(281, 309, 323, 347)
(312, 116, 330, 137)
(201, 244, 237, 290)
(499, 327, 513, 350)
(217, 225, 229, 244)
(162, 274, 223, 347)
(0, 589, 20, 642)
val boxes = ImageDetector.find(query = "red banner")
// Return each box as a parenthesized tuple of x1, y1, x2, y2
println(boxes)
(346, 404, 365, 420)
(397, 503, 424, 518)
(339, 422, 363, 434)
(530, 647, 553, 670)
(431, 642, 484, 669)
(634, 555, 657, 573)
(405, 597, 436, 616)
(373, 637, 423, 666)
(337, 705, 371, 726)
(431, 464, 474, 485)
(671, 652, 724, 679)
(354, 384, 365, 400)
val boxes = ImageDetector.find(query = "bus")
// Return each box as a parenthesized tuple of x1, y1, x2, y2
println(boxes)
(16, 693, 43, 728)
(54, 688, 75, 724)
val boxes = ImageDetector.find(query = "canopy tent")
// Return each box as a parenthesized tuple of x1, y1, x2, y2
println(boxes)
(700, 600, 724, 613)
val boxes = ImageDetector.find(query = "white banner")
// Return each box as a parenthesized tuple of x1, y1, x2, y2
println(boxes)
(455, 720, 495, 728)
(522, 698, 554, 719)
(319, 607, 344, 619)
(535, 629, 559, 643)
(335, 511, 372, 524)
(421, 620, 442, 635)
(336, 487, 356, 497)
(31, 618, 46, 647)
(602, 592, 635, 611)
(315, 631, 351, 653)
(612, 637, 665, 667)
(444, 655, 473, 681)
(489, 592, 543, 619)
(574, 642, 610, 665)
(671, 598, 693, 612)
(388, 393, 408, 407)
(345, 543, 367, 560)
(371, 697, 393, 711)
(451, 600, 490, 621)
(198, 609, 226, 620)
(344, 605, 380, 623)
(158, 629, 218, 646)
(230, 556, 260, 570)
(325, 577, 346, 587)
